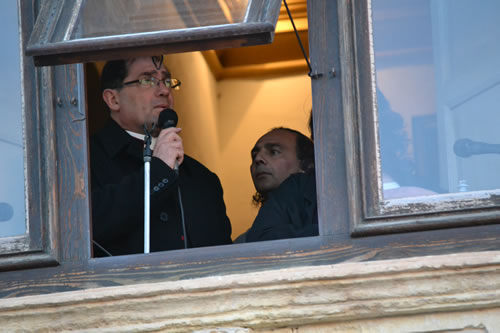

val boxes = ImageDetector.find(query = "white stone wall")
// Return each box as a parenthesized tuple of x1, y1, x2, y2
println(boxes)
(1, 251, 499, 332)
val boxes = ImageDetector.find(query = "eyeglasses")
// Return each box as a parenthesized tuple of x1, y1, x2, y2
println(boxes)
(122, 77, 181, 91)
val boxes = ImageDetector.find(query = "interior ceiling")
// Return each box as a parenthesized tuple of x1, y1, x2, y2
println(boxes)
(202, 0, 308, 79)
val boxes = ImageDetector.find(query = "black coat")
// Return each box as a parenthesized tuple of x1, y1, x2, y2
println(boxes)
(90, 119, 232, 256)
(246, 170, 318, 242)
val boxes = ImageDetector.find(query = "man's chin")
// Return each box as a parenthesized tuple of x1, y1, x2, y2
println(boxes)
(146, 113, 162, 136)
(256, 184, 277, 195)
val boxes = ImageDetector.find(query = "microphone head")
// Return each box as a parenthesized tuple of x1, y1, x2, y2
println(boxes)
(454, 139, 473, 158)
(158, 108, 178, 129)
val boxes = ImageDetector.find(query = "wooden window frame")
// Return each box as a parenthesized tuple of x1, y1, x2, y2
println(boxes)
(346, 0, 500, 237)
(26, 0, 282, 66)
(0, 0, 63, 270)
(1, 0, 500, 298)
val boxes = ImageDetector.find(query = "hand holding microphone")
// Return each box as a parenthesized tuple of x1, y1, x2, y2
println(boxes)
(153, 109, 184, 170)
(154, 109, 188, 248)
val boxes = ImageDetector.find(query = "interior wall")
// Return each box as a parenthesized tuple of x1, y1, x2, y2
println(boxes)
(164, 53, 221, 173)
(166, 52, 312, 240)
(216, 76, 312, 239)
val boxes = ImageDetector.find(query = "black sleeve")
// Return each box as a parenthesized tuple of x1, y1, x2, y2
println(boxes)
(210, 172, 233, 245)
(181, 163, 233, 247)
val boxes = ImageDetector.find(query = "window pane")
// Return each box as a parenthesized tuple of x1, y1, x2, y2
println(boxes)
(76, 0, 250, 39)
(0, 1, 26, 237)
(372, 0, 500, 199)
(27, 0, 281, 66)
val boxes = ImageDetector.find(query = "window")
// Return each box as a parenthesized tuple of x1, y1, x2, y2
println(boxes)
(374, 0, 500, 198)
(27, 0, 282, 66)
(1, 0, 500, 298)
(0, 1, 25, 239)
(348, 0, 500, 235)
(0, 0, 61, 270)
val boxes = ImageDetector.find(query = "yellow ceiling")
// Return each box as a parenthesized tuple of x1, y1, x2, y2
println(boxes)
(202, 0, 309, 79)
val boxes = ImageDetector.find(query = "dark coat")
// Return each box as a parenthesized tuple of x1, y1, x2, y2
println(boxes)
(90, 119, 232, 256)
(246, 170, 318, 242)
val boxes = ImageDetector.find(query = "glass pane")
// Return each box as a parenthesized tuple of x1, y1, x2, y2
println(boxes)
(28, 0, 281, 66)
(74, 0, 250, 39)
(372, 0, 500, 199)
(0, 1, 26, 237)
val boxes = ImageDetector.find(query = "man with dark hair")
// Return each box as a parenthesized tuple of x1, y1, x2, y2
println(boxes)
(246, 119, 318, 242)
(250, 127, 314, 206)
(90, 56, 232, 256)
(233, 127, 314, 243)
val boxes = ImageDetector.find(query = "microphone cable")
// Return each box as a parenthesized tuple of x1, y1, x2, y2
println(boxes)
(92, 240, 113, 257)
(178, 186, 188, 249)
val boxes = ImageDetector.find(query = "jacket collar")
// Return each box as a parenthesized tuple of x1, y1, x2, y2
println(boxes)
(96, 118, 195, 175)
(98, 118, 144, 160)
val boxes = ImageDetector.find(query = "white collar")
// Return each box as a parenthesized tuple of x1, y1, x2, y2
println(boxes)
(126, 130, 157, 150)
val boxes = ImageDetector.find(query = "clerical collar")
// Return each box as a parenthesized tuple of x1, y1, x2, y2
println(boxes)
(126, 130, 157, 150)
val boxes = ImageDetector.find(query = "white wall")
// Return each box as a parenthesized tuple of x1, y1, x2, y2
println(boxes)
(166, 52, 312, 240)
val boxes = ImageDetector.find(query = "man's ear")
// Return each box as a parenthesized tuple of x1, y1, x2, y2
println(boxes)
(102, 89, 120, 111)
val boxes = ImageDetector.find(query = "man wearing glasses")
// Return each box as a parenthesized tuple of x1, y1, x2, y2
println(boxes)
(90, 56, 232, 256)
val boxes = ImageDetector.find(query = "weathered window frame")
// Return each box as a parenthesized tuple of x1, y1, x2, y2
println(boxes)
(345, 0, 500, 236)
(26, 0, 282, 66)
(1, 0, 500, 298)
(0, 0, 63, 270)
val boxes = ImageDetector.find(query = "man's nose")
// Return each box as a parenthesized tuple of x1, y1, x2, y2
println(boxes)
(253, 152, 267, 165)
(157, 81, 171, 96)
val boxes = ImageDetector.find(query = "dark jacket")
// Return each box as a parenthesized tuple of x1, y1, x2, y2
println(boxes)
(246, 170, 318, 242)
(90, 119, 232, 256)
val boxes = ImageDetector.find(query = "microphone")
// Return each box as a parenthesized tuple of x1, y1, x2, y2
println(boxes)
(158, 108, 180, 172)
(454, 138, 500, 158)
(158, 108, 178, 130)
(0, 202, 14, 222)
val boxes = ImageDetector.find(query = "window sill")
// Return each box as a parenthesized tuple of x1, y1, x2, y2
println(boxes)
(1, 250, 499, 331)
